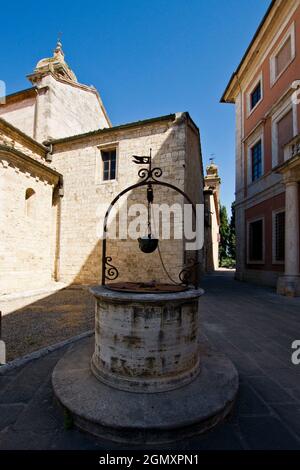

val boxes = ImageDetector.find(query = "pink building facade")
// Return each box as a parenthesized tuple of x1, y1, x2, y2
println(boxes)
(222, 0, 300, 295)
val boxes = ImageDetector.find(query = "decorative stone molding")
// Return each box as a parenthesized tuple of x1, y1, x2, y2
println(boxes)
(281, 166, 300, 184)
(0, 159, 9, 168)
(0, 146, 61, 186)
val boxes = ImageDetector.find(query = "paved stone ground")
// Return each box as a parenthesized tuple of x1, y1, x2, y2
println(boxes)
(0, 286, 94, 361)
(0, 271, 300, 450)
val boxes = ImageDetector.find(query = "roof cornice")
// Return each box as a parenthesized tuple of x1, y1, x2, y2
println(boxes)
(0, 144, 62, 182)
(221, 0, 287, 103)
(1, 86, 49, 105)
(3, 86, 37, 103)
(50, 113, 177, 149)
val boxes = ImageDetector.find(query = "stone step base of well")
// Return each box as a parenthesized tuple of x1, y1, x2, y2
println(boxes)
(52, 336, 239, 445)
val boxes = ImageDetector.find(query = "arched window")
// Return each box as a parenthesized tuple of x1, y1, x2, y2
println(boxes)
(25, 188, 36, 217)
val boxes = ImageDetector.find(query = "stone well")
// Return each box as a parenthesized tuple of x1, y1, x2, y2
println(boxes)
(91, 287, 202, 393)
(52, 285, 239, 444)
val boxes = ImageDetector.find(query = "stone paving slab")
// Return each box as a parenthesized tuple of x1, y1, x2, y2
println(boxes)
(0, 271, 299, 450)
(0, 286, 94, 361)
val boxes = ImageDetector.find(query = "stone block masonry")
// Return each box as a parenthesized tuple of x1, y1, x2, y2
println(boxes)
(0, 118, 62, 294)
(51, 113, 203, 286)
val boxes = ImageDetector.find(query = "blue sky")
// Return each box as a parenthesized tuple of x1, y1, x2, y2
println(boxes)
(1, 0, 270, 214)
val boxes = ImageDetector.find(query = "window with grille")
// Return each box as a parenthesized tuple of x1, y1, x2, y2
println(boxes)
(101, 149, 116, 181)
(249, 219, 263, 262)
(274, 211, 285, 262)
(250, 82, 261, 110)
(251, 140, 262, 182)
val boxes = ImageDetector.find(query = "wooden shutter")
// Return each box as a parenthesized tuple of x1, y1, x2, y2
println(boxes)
(275, 36, 292, 77)
(277, 110, 293, 164)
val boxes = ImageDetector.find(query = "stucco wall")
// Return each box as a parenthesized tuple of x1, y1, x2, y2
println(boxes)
(243, 4, 300, 141)
(232, 0, 300, 286)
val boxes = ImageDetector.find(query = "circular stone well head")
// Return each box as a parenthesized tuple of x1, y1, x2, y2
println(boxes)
(90, 285, 204, 393)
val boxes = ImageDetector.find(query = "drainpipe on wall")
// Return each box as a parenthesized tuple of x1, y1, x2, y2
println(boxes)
(44, 141, 53, 163)
(33, 88, 40, 141)
(53, 175, 64, 282)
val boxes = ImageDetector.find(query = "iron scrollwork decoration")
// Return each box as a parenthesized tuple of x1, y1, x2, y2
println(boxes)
(132, 151, 163, 182)
(104, 256, 119, 281)
(179, 259, 200, 285)
(101, 149, 200, 288)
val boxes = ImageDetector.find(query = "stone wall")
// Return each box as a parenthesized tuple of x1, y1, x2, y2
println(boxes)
(0, 112, 203, 294)
(34, 76, 110, 142)
(51, 114, 203, 286)
(184, 120, 204, 278)
(0, 118, 61, 294)
(0, 154, 58, 294)
(204, 192, 219, 272)
(0, 76, 110, 145)
(0, 97, 36, 138)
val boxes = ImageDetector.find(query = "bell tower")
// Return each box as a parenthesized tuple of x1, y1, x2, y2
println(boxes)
(0, 40, 111, 141)
(27, 39, 78, 85)
(204, 158, 221, 206)
(26, 40, 111, 141)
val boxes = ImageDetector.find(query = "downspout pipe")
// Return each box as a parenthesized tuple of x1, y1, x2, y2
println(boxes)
(53, 175, 64, 282)
(33, 88, 39, 140)
(44, 140, 53, 163)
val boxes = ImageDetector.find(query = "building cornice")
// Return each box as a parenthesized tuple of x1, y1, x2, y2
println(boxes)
(0, 144, 62, 184)
(235, 177, 285, 209)
(274, 153, 300, 174)
(221, 0, 293, 103)
(50, 113, 178, 149)
(2, 86, 36, 103)
(1, 86, 48, 105)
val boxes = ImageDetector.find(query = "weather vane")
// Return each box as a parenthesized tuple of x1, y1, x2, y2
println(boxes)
(209, 153, 215, 164)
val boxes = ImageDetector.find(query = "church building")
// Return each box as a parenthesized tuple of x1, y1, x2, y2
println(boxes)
(0, 41, 205, 294)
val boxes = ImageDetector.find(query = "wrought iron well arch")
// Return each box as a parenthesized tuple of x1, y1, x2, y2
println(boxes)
(101, 152, 200, 288)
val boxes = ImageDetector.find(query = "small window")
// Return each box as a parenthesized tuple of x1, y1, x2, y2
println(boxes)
(25, 188, 36, 217)
(274, 211, 285, 262)
(101, 149, 116, 181)
(275, 36, 292, 78)
(250, 82, 261, 110)
(251, 140, 262, 182)
(249, 219, 264, 262)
